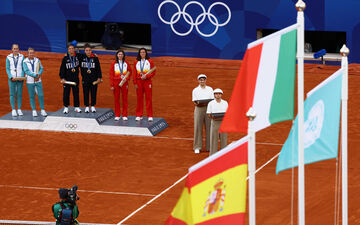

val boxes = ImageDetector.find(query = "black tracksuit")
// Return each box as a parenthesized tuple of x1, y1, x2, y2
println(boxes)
(79, 54, 102, 107)
(59, 53, 80, 107)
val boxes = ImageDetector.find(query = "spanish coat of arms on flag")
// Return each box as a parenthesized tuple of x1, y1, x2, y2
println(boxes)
(164, 136, 249, 225)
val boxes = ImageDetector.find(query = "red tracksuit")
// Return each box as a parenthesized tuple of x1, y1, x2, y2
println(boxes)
(133, 59, 156, 117)
(110, 60, 132, 117)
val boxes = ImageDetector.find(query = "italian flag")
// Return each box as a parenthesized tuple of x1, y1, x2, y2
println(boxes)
(220, 24, 298, 134)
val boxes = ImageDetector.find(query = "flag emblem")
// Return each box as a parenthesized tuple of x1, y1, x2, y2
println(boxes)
(276, 69, 343, 174)
(203, 179, 226, 217)
(304, 100, 324, 148)
(164, 136, 248, 225)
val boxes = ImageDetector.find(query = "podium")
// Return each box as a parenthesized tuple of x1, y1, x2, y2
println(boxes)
(0, 108, 168, 136)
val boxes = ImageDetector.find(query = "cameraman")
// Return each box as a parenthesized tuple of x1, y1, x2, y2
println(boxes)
(52, 188, 79, 225)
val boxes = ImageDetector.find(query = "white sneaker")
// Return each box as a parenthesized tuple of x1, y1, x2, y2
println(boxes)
(12, 109, 17, 117)
(91, 106, 96, 113)
(122, 117, 128, 121)
(17, 109, 23, 116)
(114, 117, 120, 121)
(63, 107, 69, 114)
(84, 107, 90, 113)
(194, 148, 200, 154)
(32, 110, 38, 117)
(74, 107, 82, 113)
(148, 117, 153, 122)
(135, 117, 141, 121)
(41, 110, 47, 117)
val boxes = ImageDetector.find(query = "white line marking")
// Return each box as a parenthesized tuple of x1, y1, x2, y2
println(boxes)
(0, 220, 118, 225)
(247, 152, 281, 180)
(256, 142, 283, 146)
(0, 185, 156, 197)
(152, 135, 284, 146)
(117, 174, 188, 225)
(152, 136, 193, 140)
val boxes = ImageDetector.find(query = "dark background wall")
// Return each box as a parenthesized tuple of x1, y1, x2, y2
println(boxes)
(0, 0, 359, 62)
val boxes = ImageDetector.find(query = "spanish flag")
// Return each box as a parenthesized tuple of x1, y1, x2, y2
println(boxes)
(165, 136, 248, 225)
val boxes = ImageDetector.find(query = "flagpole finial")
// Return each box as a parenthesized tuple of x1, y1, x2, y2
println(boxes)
(340, 44, 350, 57)
(246, 107, 256, 121)
(295, 0, 306, 11)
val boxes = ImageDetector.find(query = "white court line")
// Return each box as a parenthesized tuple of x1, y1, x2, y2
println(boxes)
(256, 142, 283, 146)
(0, 185, 156, 197)
(0, 220, 118, 225)
(117, 174, 188, 225)
(152, 135, 284, 146)
(152, 136, 193, 140)
(117, 150, 283, 224)
(246, 152, 281, 180)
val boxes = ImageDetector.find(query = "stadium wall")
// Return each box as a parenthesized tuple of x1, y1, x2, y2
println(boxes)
(1, 0, 360, 62)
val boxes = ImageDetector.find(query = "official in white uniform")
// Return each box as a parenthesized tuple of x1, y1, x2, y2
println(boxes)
(207, 88, 228, 155)
(192, 74, 213, 154)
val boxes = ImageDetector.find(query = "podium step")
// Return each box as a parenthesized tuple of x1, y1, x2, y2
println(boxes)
(0, 108, 168, 136)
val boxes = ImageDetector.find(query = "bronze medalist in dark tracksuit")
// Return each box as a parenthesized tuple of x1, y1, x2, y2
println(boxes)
(79, 54, 102, 107)
(59, 53, 80, 107)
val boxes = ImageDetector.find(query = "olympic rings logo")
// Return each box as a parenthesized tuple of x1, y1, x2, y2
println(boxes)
(65, 123, 78, 130)
(158, 1, 231, 37)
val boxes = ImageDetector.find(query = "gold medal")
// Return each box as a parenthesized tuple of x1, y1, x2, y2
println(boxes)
(72, 68, 75, 72)
(87, 70, 91, 74)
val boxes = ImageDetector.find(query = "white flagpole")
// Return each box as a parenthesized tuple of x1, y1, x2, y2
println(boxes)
(247, 107, 257, 225)
(340, 44, 349, 225)
(296, 1, 306, 225)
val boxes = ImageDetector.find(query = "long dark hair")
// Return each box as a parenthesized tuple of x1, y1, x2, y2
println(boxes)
(136, 48, 150, 61)
(115, 49, 126, 62)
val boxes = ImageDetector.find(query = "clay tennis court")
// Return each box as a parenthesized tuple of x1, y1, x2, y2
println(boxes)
(0, 50, 359, 224)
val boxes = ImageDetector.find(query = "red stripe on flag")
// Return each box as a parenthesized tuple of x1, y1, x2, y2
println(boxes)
(186, 142, 247, 188)
(195, 213, 245, 225)
(219, 43, 263, 133)
(164, 215, 189, 225)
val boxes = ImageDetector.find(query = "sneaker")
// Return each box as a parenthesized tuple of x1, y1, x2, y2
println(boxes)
(91, 106, 96, 113)
(194, 148, 200, 154)
(148, 117, 153, 122)
(74, 107, 82, 113)
(63, 107, 69, 114)
(122, 117, 128, 121)
(17, 109, 23, 116)
(135, 117, 141, 121)
(84, 107, 89, 113)
(40, 110, 47, 117)
(32, 110, 38, 117)
(12, 109, 17, 117)
(114, 117, 120, 121)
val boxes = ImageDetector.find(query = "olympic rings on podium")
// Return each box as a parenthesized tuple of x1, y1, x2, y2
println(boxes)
(65, 123, 78, 130)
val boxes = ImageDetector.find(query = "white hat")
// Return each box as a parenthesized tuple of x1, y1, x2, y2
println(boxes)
(197, 74, 207, 80)
(213, 88, 223, 94)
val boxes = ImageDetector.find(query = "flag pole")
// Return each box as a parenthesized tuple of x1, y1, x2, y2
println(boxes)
(247, 107, 257, 225)
(296, 1, 306, 225)
(340, 44, 349, 225)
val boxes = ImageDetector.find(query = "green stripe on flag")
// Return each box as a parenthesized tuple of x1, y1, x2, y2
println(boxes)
(269, 29, 297, 124)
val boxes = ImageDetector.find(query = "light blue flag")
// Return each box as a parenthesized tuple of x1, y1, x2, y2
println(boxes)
(276, 69, 343, 174)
